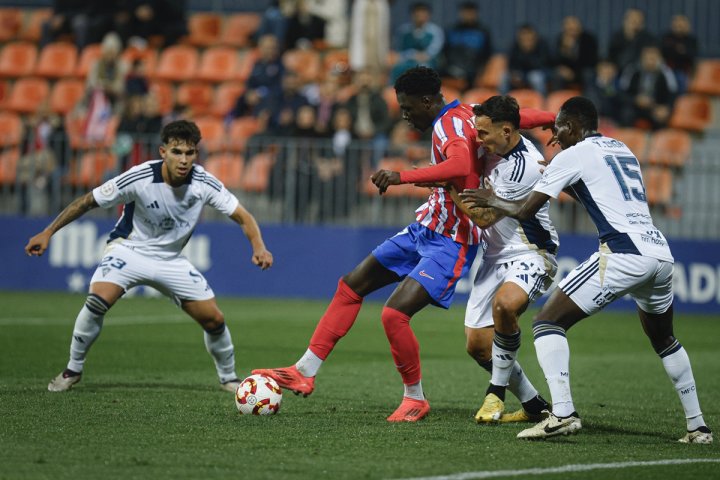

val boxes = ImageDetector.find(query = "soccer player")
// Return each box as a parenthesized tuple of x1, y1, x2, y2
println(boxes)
(253, 66, 554, 422)
(25, 120, 274, 393)
(460, 96, 713, 443)
(453, 96, 557, 424)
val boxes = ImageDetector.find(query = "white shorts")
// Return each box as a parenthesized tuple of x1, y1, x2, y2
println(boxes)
(558, 251, 673, 315)
(89, 243, 215, 304)
(464, 253, 557, 329)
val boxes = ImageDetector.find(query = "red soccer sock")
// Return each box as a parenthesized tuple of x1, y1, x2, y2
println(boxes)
(381, 306, 421, 385)
(308, 279, 363, 360)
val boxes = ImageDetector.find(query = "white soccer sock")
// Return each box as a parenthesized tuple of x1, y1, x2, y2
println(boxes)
(490, 330, 521, 388)
(507, 361, 539, 404)
(534, 323, 575, 417)
(204, 323, 237, 384)
(67, 295, 108, 373)
(404, 380, 424, 400)
(296, 348, 323, 377)
(659, 342, 705, 430)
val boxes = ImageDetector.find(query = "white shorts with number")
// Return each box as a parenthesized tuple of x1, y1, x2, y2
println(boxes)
(464, 253, 558, 329)
(89, 243, 214, 304)
(558, 251, 673, 315)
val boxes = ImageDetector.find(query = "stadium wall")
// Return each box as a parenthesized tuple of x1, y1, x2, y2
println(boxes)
(3, 216, 720, 314)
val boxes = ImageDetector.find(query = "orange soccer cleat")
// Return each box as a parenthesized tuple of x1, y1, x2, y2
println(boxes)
(251, 365, 315, 397)
(386, 397, 431, 422)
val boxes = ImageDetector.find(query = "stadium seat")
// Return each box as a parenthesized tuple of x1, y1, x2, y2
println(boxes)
(508, 89, 544, 110)
(669, 94, 712, 133)
(0, 8, 22, 42)
(196, 46, 240, 83)
(0, 111, 22, 146)
(322, 49, 349, 79)
(544, 89, 580, 113)
(210, 81, 245, 118)
(463, 88, 499, 105)
(0, 147, 19, 184)
(363, 158, 412, 197)
(613, 128, 649, 164)
(478, 54, 507, 89)
(0, 42, 38, 78)
(154, 45, 199, 82)
(689, 59, 720, 96)
(19, 8, 52, 43)
(176, 81, 213, 116)
(240, 151, 275, 192)
(227, 117, 260, 152)
(204, 153, 244, 189)
(221, 13, 261, 48)
(441, 86, 462, 102)
(0, 79, 9, 104)
(646, 129, 692, 168)
(4, 77, 50, 113)
(383, 86, 400, 118)
(65, 114, 119, 149)
(193, 116, 225, 153)
(50, 78, 85, 114)
(75, 44, 102, 78)
(186, 13, 222, 47)
(67, 150, 118, 187)
(643, 166, 673, 206)
(34, 42, 78, 78)
(121, 47, 158, 77)
(283, 49, 321, 82)
(236, 48, 259, 81)
(149, 81, 174, 115)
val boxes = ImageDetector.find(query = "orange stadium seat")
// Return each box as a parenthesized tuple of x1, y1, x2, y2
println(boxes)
(613, 128, 649, 164)
(0, 147, 19, 184)
(204, 153, 244, 189)
(689, 60, 720, 96)
(236, 48, 259, 81)
(363, 158, 412, 197)
(221, 13, 261, 48)
(240, 151, 275, 192)
(176, 81, 213, 116)
(647, 129, 692, 168)
(0, 8, 22, 42)
(4, 77, 50, 113)
(463, 88, 499, 105)
(121, 47, 158, 77)
(50, 78, 85, 114)
(383, 86, 400, 118)
(643, 166, 673, 206)
(227, 117, 260, 152)
(441, 85, 462, 102)
(65, 114, 119, 149)
(0, 111, 22, 146)
(149, 81, 174, 115)
(0, 79, 9, 103)
(669, 94, 712, 133)
(193, 116, 225, 152)
(211, 81, 244, 118)
(19, 8, 52, 43)
(478, 54, 507, 89)
(187, 13, 222, 47)
(323, 49, 349, 79)
(35, 42, 78, 78)
(196, 46, 240, 83)
(0, 42, 38, 78)
(283, 49, 321, 82)
(544, 89, 580, 113)
(67, 150, 118, 187)
(154, 45, 199, 82)
(75, 44, 102, 78)
(508, 89, 544, 109)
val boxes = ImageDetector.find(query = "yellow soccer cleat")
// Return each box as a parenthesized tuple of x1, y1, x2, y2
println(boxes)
(475, 393, 504, 423)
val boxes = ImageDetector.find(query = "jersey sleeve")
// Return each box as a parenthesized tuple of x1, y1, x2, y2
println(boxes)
(494, 154, 543, 201)
(200, 171, 240, 215)
(92, 166, 147, 208)
(533, 150, 583, 198)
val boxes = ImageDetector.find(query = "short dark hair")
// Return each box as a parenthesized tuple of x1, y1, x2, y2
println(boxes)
(161, 120, 202, 146)
(411, 2, 431, 12)
(394, 66, 441, 96)
(473, 95, 520, 130)
(459, 1, 478, 10)
(560, 96, 598, 130)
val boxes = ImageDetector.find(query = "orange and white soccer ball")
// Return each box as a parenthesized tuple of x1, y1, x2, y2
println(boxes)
(235, 374, 282, 415)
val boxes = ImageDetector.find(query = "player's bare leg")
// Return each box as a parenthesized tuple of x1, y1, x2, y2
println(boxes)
(253, 255, 400, 396)
(48, 282, 124, 392)
(183, 298, 239, 392)
(639, 305, 712, 444)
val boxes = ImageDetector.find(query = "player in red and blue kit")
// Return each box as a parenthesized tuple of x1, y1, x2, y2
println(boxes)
(254, 67, 555, 422)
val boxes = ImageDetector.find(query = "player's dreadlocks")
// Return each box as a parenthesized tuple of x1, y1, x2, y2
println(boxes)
(161, 120, 202, 146)
(560, 96, 599, 131)
(394, 66, 442, 97)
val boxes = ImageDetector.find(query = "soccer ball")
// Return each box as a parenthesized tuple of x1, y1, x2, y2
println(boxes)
(234, 374, 282, 415)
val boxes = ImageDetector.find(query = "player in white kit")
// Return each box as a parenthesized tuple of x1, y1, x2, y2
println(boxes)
(454, 97, 557, 424)
(25, 120, 274, 393)
(461, 97, 712, 443)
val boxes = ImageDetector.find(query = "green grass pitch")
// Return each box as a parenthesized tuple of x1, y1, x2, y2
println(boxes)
(1, 291, 718, 479)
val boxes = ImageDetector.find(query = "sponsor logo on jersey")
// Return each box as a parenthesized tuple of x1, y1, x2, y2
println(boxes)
(418, 270, 435, 280)
(146, 200, 160, 209)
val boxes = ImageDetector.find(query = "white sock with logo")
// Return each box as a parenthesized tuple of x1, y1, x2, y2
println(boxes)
(660, 343, 706, 431)
(534, 329, 575, 418)
(204, 323, 237, 384)
(67, 295, 109, 373)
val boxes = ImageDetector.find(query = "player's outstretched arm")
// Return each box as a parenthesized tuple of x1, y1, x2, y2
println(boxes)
(229, 205, 273, 270)
(447, 185, 504, 228)
(460, 189, 550, 222)
(24, 191, 99, 256)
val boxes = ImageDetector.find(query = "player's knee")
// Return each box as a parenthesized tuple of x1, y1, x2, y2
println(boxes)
(200, 309, 225, 331)
(492, 296, 519, 328)
(466, 338, 491, 363)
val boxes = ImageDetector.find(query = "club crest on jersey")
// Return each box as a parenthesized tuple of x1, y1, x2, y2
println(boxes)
(160, 217, 176, 230)
(99, 181, 116, 197)
(101, 267, 110, 277)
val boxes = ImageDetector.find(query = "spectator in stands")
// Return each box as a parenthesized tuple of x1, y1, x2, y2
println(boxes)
(620, 45, 677, 130)
(41, 0, 92, 49)
(253, 0, 290, 47)
(313, 75, 342, 136)
(390, 2, 445, 84)
(550, 16, 598, 92)
(661, 14, 698, 94)
(266, 72, 311, 135)
(343, 69, 391, 166)
(584, 59, 632, 127)
(86, 32, 129, 112)
(307, 0, 348, 48)
(503, 24, 551, 95)
(439, 2, 493, 89)
(608, 8, 657, 72)
(284, 0, 327, 51)
(116, 93, 163, 169)
(349, 0, 390, 74)
(112, 0, 188, 48)
(125, 59, 149, 97)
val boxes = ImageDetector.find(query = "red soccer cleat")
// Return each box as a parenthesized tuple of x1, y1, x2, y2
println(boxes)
(251, 365, 315, 397)
(386, 397, 431, 422)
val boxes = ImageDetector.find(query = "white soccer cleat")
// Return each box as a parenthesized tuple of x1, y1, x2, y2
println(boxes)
(220, 378, 242, 393)
(517, 411, 582, 439)
(47, 370, 82, 392)
(678, 429, 713, 444)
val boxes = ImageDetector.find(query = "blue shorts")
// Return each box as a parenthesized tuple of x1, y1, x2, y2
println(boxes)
(372, 223, 478, 309)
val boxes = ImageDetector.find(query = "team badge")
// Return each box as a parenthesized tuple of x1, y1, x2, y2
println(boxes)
(99, 181, 116, 197)
(102, 267, 111, 277)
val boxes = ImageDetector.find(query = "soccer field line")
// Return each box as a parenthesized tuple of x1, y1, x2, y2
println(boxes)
(392, 458, 720, 480)
(0, 315, 187, 326)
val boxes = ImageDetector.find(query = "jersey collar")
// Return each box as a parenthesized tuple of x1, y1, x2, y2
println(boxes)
(150, 160, 194, 185)
(433, 99, 460, 126)
(503, 137, 528, 159)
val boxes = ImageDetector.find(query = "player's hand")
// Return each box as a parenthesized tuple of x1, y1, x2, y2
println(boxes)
(370, 170, 401, 195)
(459, 186, 495, 209)
(25, 230, 52, 256)
(252, 249, 273, 270)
